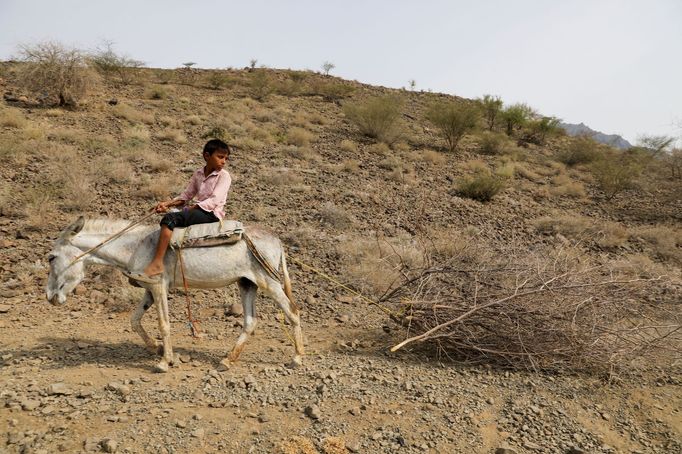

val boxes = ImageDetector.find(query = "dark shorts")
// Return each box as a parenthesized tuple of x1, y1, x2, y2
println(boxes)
(160, 207, 218, 230)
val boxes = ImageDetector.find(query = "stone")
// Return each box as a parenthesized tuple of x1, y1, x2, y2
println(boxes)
(106, 382, 131, 396)
(346, 441, 361, 453)
(175, 420, 187, 428)
(304, 405, 321, 420)
(101, 438, 118, 453)
(21, 400, 41, 411)
(335, 295, 354, 304)
(47, 383, 71, 395)
(495, 448, 518, 454)
(226, 302, 243, 317)
(600, 412, 610, 421)
(335, 314, 350, 323)
(304, 295, 316, 307)
(0, 304, 11, 313)
(523, 440, 542, 450)
(244, 375, 256, 387)
(191, 428, 205, 438)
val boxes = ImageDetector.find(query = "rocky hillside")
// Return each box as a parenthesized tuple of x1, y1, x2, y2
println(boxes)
(0, 64, 680, 453)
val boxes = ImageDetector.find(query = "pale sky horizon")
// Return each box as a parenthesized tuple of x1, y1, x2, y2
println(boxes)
(1, 0, 680, 145)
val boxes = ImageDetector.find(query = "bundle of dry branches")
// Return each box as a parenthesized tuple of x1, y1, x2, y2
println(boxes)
(382, 242, 681, 373)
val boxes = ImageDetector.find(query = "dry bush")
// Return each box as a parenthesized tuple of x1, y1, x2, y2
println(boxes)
(634, 225, 682, 263)
(290, 112, 312, 129)
(425, 101, 479, 152)
(98, 156, 135, 184)
(135, 174, 177, 200)
(47, 127, 84, 145)
(158, 116, 179, 128)
(0, 108, 27, 128)
(549, 174, 586, 198)
(339, 139, 358, 153)
(124, 125, 151, 146)
(557, 136, 599, 167)
(145, 85, 168, 100)
(337, 233, 425, 295)
(378, 155, 402, 171)
(514, 163, 543, 182)
(280, 224, 318, 250)
(310, 80, 355, 102)
(112, 104, 154, 124)
(88, 42, 144, 85)
(367, 142, 390, 156)
(17, 41, 96, 106)
(0, 185, 23, 218)
(253, 109, 275, 123)
(308, 112, 327, 125)
(44, 109, 64, 117)
(283, 145, 320, 162)
(154, 129, 187, 144)
(477, 131, 508, 155)
(457, 173, 505, 202)
(343, 95, 402, 145)
(384, 241, 680, 373)
(416, 149, 446, 164)
(248, 70, 274, 101)
(22, 189, 57, 231)
(262, 169, 304, 186)
(338, 159, 360, 173)
(591, 154, 642, 200)
(286, 127, 314, 147)
(494, 162, 515, 180)
(319, 202, 353, 229)
(534, 214, 628, 249)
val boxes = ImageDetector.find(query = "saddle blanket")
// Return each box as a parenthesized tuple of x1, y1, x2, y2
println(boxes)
(170, 220, 244, 249)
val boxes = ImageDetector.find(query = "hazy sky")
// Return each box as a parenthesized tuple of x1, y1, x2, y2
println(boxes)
(1, 0, 680, 144)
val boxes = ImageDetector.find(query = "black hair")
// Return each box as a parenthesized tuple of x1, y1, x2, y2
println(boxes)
(203, 139, 231, 156)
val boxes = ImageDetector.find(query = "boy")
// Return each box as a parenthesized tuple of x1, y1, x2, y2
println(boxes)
(128, 139, 232, 283)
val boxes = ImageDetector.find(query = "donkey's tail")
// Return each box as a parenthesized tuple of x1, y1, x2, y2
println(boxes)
(280, 249, 299, 314)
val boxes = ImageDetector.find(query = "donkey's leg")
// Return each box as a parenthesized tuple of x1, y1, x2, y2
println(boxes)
(152, 284, 174, 372)
(221, 278, 258, 368)
(262, 281, 304, 367)
(131, 290, 163, 355)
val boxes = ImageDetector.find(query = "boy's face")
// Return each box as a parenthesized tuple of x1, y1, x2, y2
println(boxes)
(204, 149, 229, 172)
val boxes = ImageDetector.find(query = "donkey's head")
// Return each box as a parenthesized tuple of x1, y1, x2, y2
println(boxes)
(46, 217, 86, 305)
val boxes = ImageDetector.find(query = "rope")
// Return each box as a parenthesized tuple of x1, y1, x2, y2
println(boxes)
(176, 247, 201, 338)
(287, 255, 400, 318)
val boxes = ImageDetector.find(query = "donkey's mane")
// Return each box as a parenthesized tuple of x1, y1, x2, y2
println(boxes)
(80, 218, 155, 234)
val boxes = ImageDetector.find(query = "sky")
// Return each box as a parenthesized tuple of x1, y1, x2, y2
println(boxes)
(1, 0, 680, 145)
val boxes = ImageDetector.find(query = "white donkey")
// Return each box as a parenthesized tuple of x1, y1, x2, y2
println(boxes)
(45, 217, 304, 372)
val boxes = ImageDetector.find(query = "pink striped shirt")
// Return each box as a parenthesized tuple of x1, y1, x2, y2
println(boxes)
(176, 168, 231, 220)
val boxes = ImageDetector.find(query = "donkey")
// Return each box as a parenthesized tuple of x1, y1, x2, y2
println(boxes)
(45, 217, 304, 372)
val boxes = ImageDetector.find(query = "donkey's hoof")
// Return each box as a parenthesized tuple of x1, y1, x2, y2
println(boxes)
(154, 361, 169, 373)
(218, 358, 232, 371)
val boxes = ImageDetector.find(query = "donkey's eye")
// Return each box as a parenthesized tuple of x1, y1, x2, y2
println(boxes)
(48, 255, 56, 262)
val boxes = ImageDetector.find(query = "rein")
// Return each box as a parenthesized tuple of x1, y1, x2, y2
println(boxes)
(68, 211, 157, 267)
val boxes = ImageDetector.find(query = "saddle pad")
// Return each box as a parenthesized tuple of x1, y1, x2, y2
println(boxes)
(170, 220, 244, 249)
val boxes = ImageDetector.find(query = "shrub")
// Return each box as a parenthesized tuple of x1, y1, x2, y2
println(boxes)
(524, 116, 561, 145)
(321, 61, 335, 76)
(286, 127, 314, 147)
(425, 102, 479, 152)
(145, 85, 167, 100)
(501, 103, 533, 136)
(457, 173, 505, 202)
(154, 129, 187, 144)
(343, 95, 402, 145)
(666, 148, 682, 179)
(17, 41, 95, 107)
(248, 70, 273, 101)
(206, 71, 233, 90)
(591, 154, 642, 200)
(311, 80, 355, 102)
(0, 108, 27, 128)
(112, 104, 154, 124)
(88, 41, 144, 85)
(339, 139, 358, 153)
(549, 174, 586, 198)
(477, 94, 503, 130)
(557, 136, 599, 166)
(477, 131, 507, 155)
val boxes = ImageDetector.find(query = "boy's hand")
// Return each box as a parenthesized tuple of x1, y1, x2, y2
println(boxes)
(154, 201, 170, 213)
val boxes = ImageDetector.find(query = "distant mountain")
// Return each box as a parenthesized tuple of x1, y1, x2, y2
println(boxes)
(559, 122, 632, 149)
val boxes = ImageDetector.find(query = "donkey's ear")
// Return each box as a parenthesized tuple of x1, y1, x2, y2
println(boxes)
(69, 216, 85, 235)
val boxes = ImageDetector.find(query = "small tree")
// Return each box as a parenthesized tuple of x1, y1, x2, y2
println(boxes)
(524, 116, 561, 145)
(321, 61, 335, 76)
(89, 41, 145, 85)
(425, 102, 479, 152)
(182, 62, 196, 69)
(343, 95, 402, 145)
(637, 134, 674, 157)
(16, 41, 95, 107)
(501, 103, 533, 136)
(249, 59, 258, 71)
(477, 94, 503, 130)
(249, 70, 273, 101)
(557, 135, 599, 167)
(408, 79, 416, 91)
(666, 148, 682, 179)
(591, 153, 642, 200)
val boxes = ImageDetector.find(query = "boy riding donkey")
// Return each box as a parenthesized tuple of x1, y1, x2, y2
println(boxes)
(127, 139, 231, 284)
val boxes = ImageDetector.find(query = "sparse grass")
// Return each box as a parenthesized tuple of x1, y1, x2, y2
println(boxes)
(378, 155, 402, 171)
(48, 127, 83, 145)
(462, 159, 489, 174)
(339, 139, 358, 153)
(158, 116, 179, 127)
(154, 129, 187, 144)
(514, 163, 543, 182)
(367, 143, 390, 156)
(494, 162, 515, 179)
(135, 174, 177, 200)
(283, 145, 319, 162)
(0, 108, 27, 128)
(549, 174, 586, 198)
(185, 114, 202, 125)
(262, 169, 304, 186)
(417, 149, 446, 164)
(145, 85, 168, 100)
(634, 225, 682, 263)
(124, 125, 151, 146)
(147, 153, 173, 173)
(534, 214, 628, 249)
(339, 159, 360, 173)
(23, 188, 57, 231)
(112, 104, 154, 124)
(319, 202, 353, 229)
(286, 127, 314, 147)
(99, 156, 135, 184)
(591, 154, 642, 200)
(477, 131, 508, 155)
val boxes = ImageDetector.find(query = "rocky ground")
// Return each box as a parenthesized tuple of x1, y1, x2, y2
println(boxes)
(0, 65, 680, 453)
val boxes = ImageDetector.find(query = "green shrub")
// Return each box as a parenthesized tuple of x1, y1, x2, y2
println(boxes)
(477, 94, 503, 130)
(501, 103, 533, 136)
(425, 102, 479, 152)
(591, 154, 642, 200)
(523, 116, 561, 145)
(343, 95, 402, 144)
(206, 71, 233, 90)
(557, 136, 599, 166)
(17, 41, 95, 107)
(457, 173, 505, 202)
